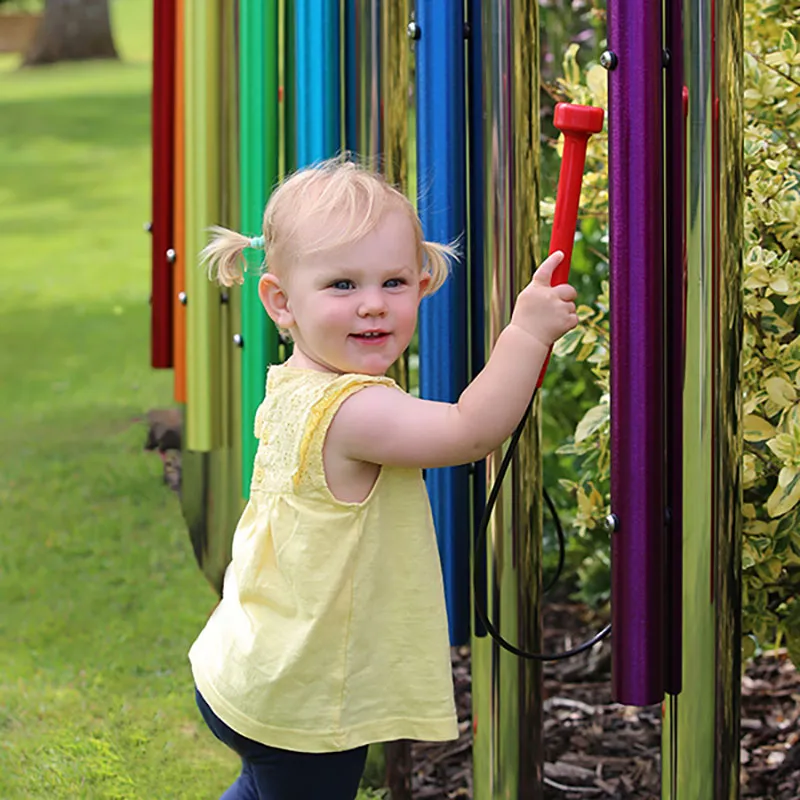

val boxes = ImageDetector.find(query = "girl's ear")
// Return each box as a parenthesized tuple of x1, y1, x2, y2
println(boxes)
(418, 272, 432, 298)
(259, 274, 294, 329)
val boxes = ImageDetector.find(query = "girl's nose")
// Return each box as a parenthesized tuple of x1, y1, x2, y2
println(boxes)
(357, 289, 387, 317)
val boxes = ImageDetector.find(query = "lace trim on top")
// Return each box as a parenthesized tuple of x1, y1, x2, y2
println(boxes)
(249, 367, 396, 498)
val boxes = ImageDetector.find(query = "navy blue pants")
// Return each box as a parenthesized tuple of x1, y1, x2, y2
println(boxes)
(195, 689, 368, 800)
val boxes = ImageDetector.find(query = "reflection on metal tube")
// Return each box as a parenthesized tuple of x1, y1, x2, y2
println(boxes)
(378, 2, 411, 393)
(662, 0, 743, 791)
(713, 0, 743, 793)
(355, 0, 380, 161)
(380, 0, 410, 194)
(471, 0, 543, 796)
(664, 0, 686, 701)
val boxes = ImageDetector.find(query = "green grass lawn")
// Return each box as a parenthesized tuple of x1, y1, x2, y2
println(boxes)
(0, 3, 380, 798)
(0, 1, 242, 797)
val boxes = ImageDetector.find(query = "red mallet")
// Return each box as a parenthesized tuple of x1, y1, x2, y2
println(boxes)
(537, 102, 605, 387)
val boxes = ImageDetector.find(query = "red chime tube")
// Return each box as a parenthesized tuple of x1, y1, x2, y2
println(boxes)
(150, 0, 177, 368)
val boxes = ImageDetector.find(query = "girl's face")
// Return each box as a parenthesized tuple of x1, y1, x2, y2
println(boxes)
(260, 209, 429, 376)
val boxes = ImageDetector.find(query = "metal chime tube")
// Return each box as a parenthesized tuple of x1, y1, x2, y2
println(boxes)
(172, 0, 186, 404)
(378, 0, 410, 195)
(607, 0, 666, 706)
(218, 0, 243, 503)
(381, 1, 412, 393)
(471, 0, 544, 796)
(150, 0, 176, 369)
(179, 1, 243, 595)
(239, 0, 280, 497)
(663, 0, 686, 702)
(354, 0, 380, 161)
(280, 0, 297, 176)
(662, 0, 743, 791)
(415, 1, 470, 646)
(295, 0, 340, 166)
(184, 0, 222, 452)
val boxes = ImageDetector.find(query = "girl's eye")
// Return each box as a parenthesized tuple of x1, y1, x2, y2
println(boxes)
(384, 278, 407, 289)
(330, 279, 355, 291)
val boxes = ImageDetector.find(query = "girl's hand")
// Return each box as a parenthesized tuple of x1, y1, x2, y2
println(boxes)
(510, 251, 579, 347)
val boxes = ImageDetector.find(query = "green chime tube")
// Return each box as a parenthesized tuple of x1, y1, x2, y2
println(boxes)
(239, 0, 280, 498)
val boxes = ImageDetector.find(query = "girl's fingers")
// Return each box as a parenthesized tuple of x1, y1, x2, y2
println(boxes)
(532, 251, 565, 286)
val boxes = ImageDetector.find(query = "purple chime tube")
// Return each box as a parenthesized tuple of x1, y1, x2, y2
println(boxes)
(607, 0, 666, 706)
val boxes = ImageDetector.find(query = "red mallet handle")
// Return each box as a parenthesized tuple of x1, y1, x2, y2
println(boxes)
(537, 103, 605, 387)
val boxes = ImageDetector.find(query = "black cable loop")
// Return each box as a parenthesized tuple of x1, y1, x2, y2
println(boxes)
(474, 389, 612, 662)
(542, 485, 565, 595)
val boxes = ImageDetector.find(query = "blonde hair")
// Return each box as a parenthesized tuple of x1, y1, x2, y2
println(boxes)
(200, 156, 458, 295)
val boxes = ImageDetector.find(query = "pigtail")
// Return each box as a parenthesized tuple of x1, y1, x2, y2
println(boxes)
(421, 239, 461, 296)
(200, 225, 257, 287)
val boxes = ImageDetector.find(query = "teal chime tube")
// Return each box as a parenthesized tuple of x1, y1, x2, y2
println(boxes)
(239, 0, 280, 497)
(295, 0, 340, 165)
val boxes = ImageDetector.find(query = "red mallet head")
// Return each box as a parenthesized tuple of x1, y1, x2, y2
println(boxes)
(553, 103, 605, 136)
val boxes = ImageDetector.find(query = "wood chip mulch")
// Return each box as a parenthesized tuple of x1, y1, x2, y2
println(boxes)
(411, 604, 800, 800)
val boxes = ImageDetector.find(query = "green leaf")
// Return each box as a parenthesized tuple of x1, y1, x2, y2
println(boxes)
(766, 377, 796, 408)
(574, 402, 609, 443)
(760, 312, 793, 337)
(780, 29, 797, 57)
(744, 414, 776, 442)
(553, 326, 583, 357)
(766, 466, 800, 517)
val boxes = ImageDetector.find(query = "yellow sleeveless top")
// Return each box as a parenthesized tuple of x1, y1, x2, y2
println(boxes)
(189, 365, 458, 752)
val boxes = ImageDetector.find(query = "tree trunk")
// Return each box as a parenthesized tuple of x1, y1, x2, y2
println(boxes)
(23, 0, 118, 66)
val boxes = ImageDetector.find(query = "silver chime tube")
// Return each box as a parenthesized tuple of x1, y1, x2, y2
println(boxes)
(471, 0, 544, 797)
(662, 0, 743, 792)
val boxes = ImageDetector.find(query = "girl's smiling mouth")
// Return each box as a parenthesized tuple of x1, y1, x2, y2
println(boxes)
(351, 330, 389, 343)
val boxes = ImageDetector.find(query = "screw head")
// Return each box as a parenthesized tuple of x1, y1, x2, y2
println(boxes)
(406, 20, 420, 40)
(166, 248, 177, 264)
(600, 50, 618, 70)
(604, 513, 619, 533)
(144, 221, 153, 233)
(178, 291, 187, 305)
(233, 333, 244, 348)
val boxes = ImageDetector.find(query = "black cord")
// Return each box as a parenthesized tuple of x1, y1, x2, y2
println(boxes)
(474, 389, 612, 662)
(542, 486, 565, 595)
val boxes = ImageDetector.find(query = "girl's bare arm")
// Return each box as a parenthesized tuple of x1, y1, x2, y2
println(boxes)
(327, 252, 579, 469)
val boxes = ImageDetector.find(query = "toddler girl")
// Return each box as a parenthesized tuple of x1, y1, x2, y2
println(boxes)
(189, 158, 578, 800)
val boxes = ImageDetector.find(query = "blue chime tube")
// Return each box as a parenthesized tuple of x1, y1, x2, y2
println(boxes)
(415, 0, 471, 647)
